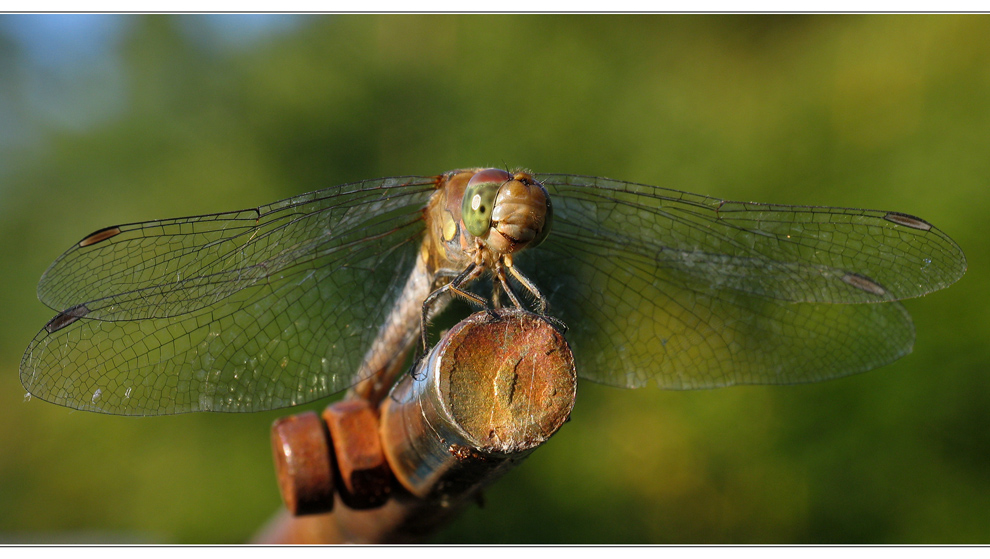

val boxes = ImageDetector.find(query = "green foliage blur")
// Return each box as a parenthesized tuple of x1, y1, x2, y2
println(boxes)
(0, 15, 987, 543)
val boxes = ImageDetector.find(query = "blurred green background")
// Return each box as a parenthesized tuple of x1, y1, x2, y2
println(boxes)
(0, 14, 987, 543)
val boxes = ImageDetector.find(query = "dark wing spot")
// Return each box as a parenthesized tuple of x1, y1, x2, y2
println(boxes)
(884, 212, 933, 231)
(45, 304, 90, 333)
(841, 273, 887, 297)
(79, 226, 123, 247)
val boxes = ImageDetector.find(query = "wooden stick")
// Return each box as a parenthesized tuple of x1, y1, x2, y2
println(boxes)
(255, 309, 576, 543)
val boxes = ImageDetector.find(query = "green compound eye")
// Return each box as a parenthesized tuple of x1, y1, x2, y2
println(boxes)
(461, 179, 501, 237)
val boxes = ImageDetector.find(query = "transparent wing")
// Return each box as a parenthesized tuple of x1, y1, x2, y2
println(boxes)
(521, 174, 967, 389)
(20, 176, 439, 415)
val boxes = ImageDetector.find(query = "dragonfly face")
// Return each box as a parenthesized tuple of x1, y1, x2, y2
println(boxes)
(20, 168, 967, 415)
(422, 168, 551, 272)
(459, 168, 553, 256)
(413, 168, 555, 351)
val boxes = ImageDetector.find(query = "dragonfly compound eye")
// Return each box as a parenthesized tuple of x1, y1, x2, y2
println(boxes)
(528, 191, 552, 248)
(461, 173, 504, 237)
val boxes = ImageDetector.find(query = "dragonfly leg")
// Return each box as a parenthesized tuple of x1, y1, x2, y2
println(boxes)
(506, 264, 549, 315)
(505, 264, 567, 333)
(495, 265, 525, 309)
(420, 263, 489, 351)
(491, 280, 506, 309)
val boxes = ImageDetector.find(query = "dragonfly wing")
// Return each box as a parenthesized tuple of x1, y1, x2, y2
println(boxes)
(37, 176, 438, 318)
(520, 238, 915, 388)
(522, 174, 965, 388)
(21, 177, 438, 414)
(536, 174, 966, 303)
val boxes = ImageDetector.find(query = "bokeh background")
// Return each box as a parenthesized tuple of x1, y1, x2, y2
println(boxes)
(0, 14, 987, 543)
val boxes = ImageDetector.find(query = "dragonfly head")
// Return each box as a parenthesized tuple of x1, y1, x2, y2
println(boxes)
(461, 168, 553, 257)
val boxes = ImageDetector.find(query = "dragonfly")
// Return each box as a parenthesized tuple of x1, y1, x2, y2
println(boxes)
(20, 168, 967, 415)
